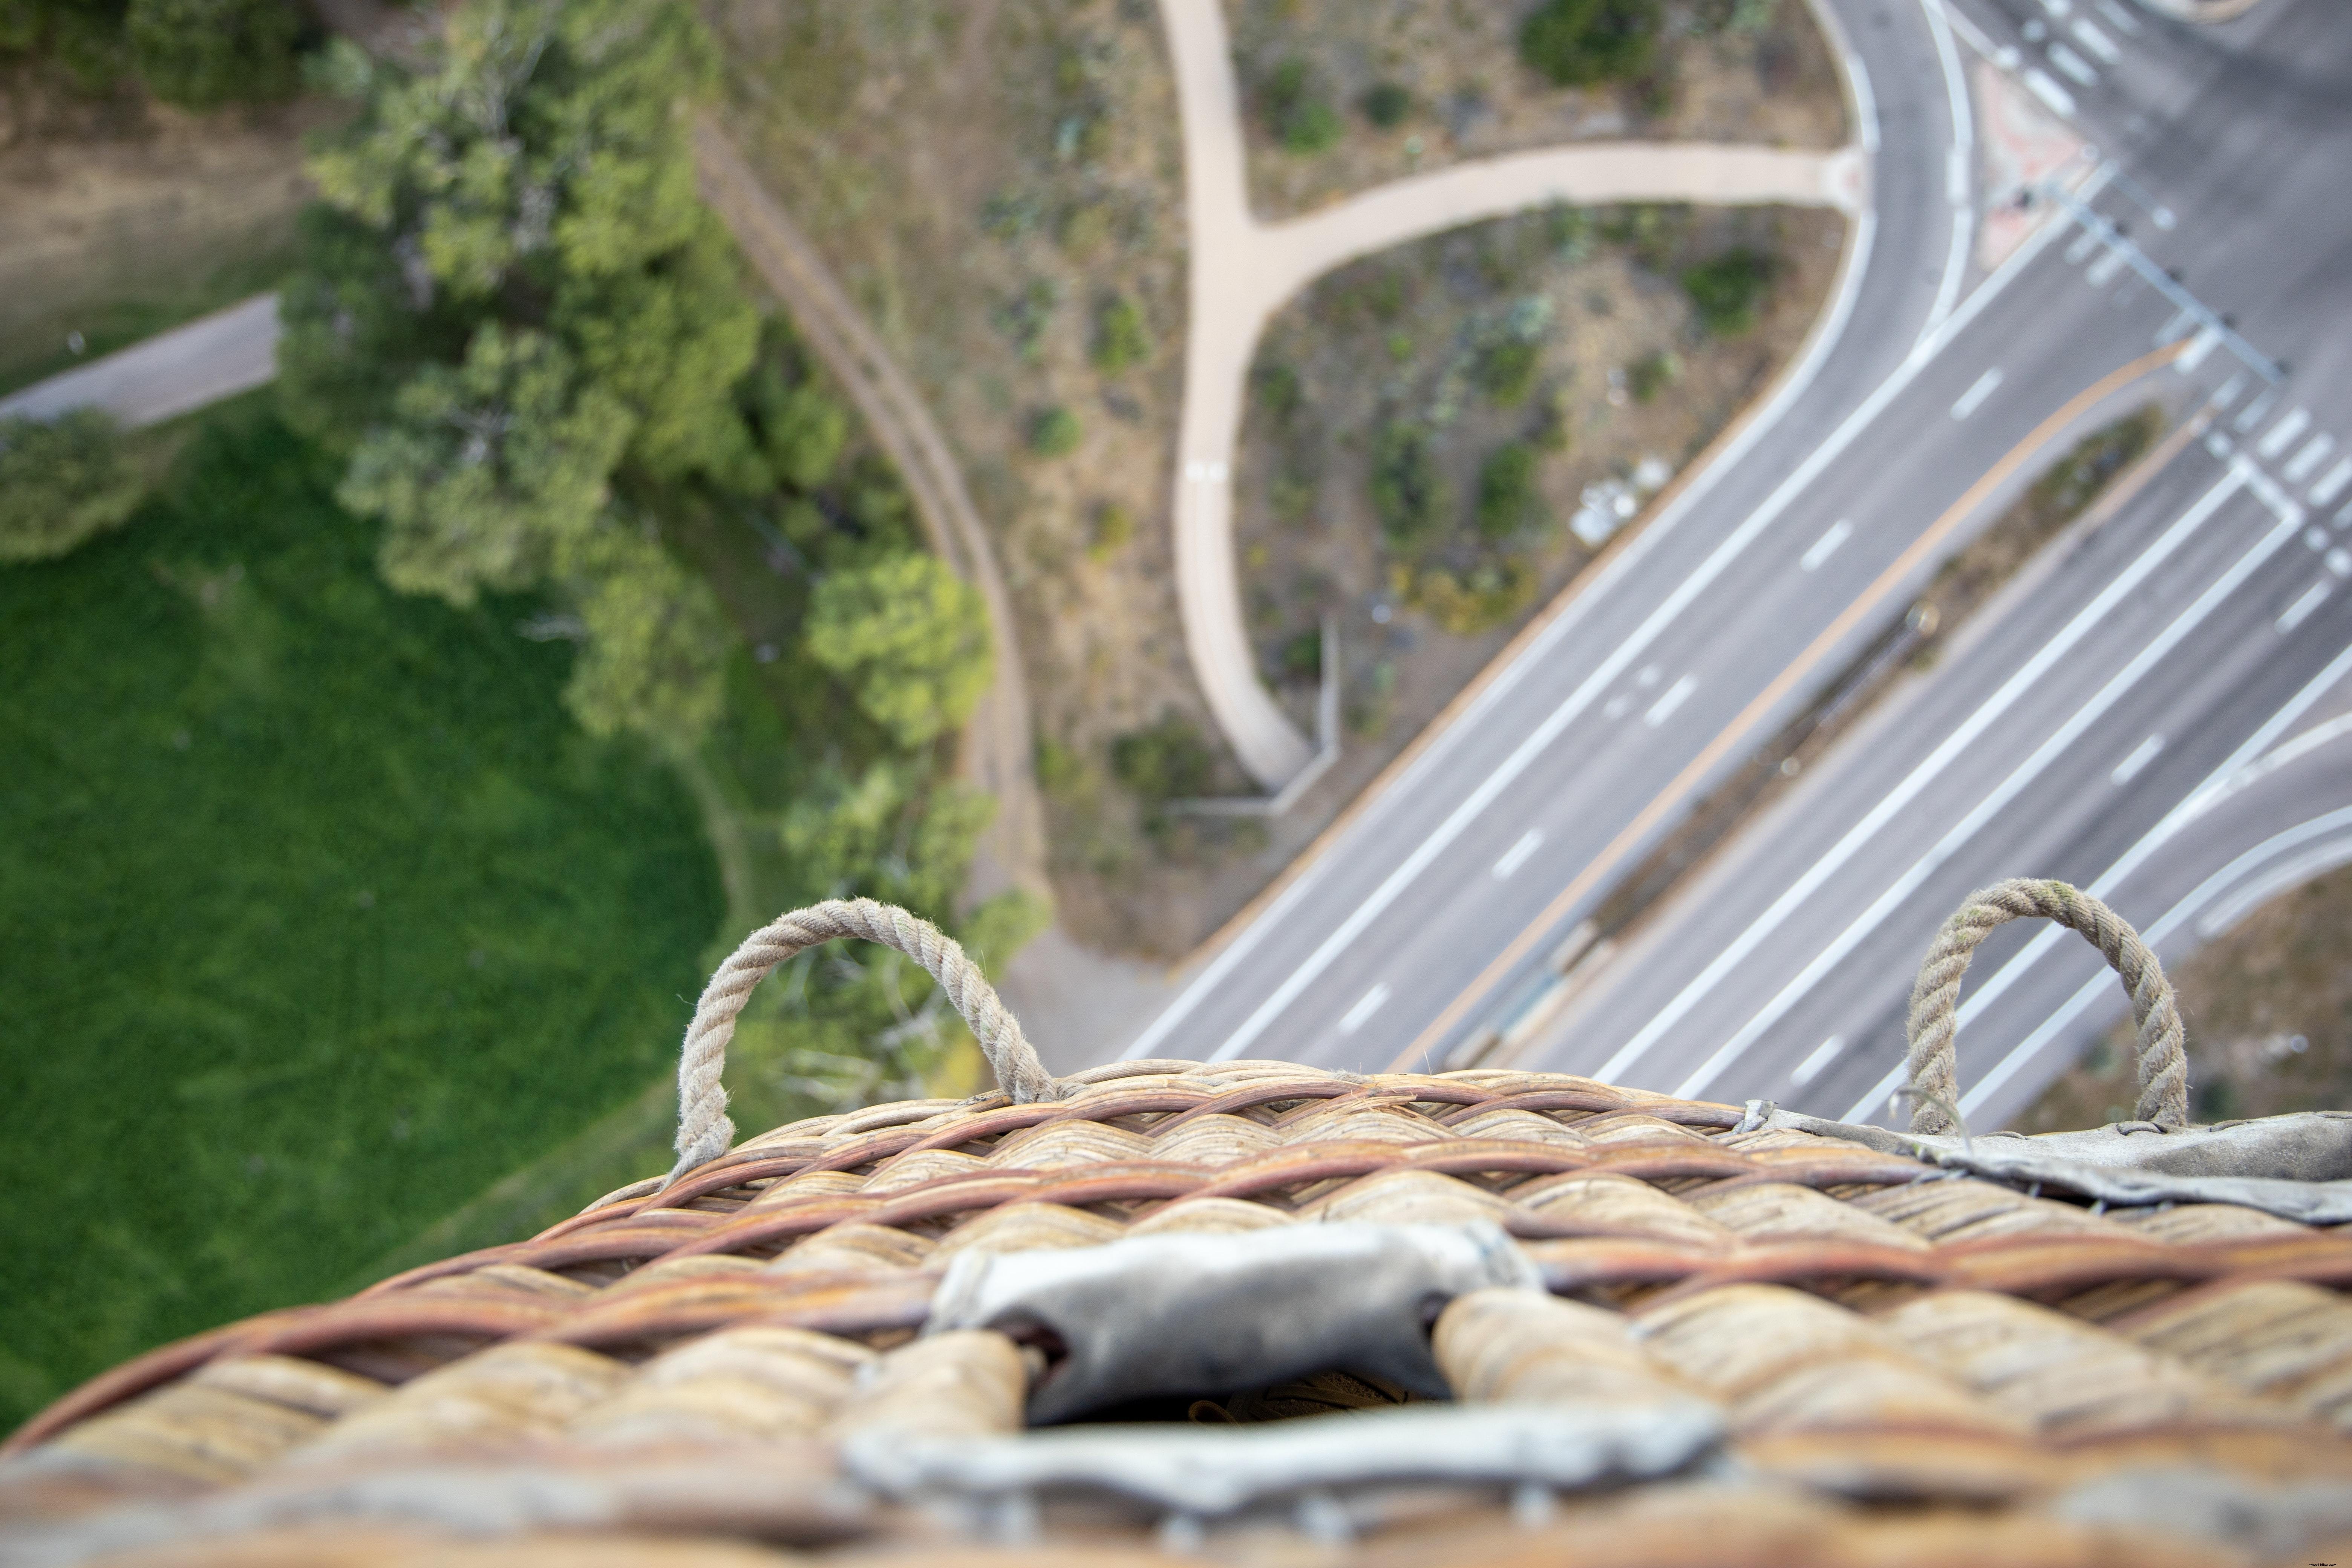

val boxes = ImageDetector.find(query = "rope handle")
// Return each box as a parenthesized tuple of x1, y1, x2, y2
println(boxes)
(669, 899, 1061, 1182)
(1904, 878, 2187, 1135)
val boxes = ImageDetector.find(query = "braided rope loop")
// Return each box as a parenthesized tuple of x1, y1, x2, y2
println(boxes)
(1903, 878, 2187, 1135)
(669, 899, 1060, 1182)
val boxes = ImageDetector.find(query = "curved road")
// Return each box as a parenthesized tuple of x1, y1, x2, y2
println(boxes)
(1161, 0, 1870, 788)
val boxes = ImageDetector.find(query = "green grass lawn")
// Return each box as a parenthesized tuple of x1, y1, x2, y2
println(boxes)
(0, 404, 723, 1432)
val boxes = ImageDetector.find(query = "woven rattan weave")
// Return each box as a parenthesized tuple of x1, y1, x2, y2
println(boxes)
(5, 893, 2350, 1566)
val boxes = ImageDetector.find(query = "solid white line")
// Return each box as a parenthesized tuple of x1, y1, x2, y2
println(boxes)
(2278, 582, 2330, 633)
(1604, 465, 2256, 1095)
(2109, 733, 2163, 785)
(1801, 519, 1854, 571)
(1790, 1034, 1846, 1086)
(1671, 464, 2291, 1100)
(1914, 0, 1975, 342)
(1951, 368, 2003, 420)
(2197, 834, 2352, 938)
(1493, 829, 1544, 880)
(1338, 983, 1391, 1036)
(2258, 407, 2312, 461)
(1645, 675, 1698, 727)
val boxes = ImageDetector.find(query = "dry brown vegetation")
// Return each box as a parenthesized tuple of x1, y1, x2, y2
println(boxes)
(1226, 0, 1846, 219)
(2020, 862, 2352, 1131)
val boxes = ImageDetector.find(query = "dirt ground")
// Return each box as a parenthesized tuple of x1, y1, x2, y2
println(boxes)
(0, 75, 335, 392)
(1227, 0, 1847, 220)
(2018, 863, 2352, 1131)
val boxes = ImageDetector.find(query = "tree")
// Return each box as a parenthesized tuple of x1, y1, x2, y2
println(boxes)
(742, 357, 849, 490)
(1519, 0, 1661, 87)
(336, 324, 631, 605)
(560, 525, 733, 744)
(805, 552, 992, 748)
(0, 412, 144, 564)
(127, 0, 298, 109)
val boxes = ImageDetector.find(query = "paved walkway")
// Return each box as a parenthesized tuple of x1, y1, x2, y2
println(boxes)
(0, 292, 281, 428)
(1159, 0, 1865, 787)
(692, 118, 1048, 905)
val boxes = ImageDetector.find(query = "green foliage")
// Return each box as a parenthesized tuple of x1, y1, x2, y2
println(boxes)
(0, 412, 145, 564)
(1602, 203, 1688, 272)
(1519, 0, 1661, 86)
(0, 412, 720, 1431)
(1254, 361, 1303, 424)
(806, 552, 992, 749)
(1279, 626, 1321, 681)
(561, 525, 732, 744)
(1091, 294, 1152, 374)
(336, 324, 631, 606)
(1369, 423, 1446, 552)
(0, 0, 132, 91)
(1029, 404, 1083, 458)
(126, 0, 298, 109)
(1681, 247, 1778, 337)
(1403, 558, 1538, 635)
(1475, 442, 1546, 541)
(741, 353, 850, 492)
(1361, 81, 1412, 128)
(1265, 57, 1340, 154)
(1475, 338, 1542, 408)
(1544, 203, 1596, 264)
(1628, 350, 1681, 403)
(1111, 711, 1212, 804)
(1089, 501, 1134, 562)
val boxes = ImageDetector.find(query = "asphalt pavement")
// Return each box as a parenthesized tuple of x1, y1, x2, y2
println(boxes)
(1102, 0, 2352, 1133)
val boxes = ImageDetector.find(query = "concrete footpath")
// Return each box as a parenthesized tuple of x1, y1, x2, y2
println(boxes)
(0, 292, 281, 429)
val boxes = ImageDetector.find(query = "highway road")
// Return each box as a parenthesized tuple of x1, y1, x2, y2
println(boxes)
(1105, 0, 2352, 1130)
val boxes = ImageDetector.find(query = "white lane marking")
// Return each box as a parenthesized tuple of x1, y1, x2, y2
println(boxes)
(2070, 18, 2121, 62)
(2210, 372, 2247, 411)
(1861, 642, 2352, 1124)
(1964, 807, 2352, 1116)
(1493, 829, 1544, 880)
(2233, 388, 2279, 435)
(2174, 326, 2222, 373)
(2284, 435, 2336, 484)
(1847, 52, 1879, 155)
(2329, 548, 2352, 578)
(1614, 467, 2268, 1097)
(1789, 1035, 1845, 1087)
(1913, 0, 1975, 345)
(2047, 42, 2098, 87)
(1124, 187, 2069, 1067)
(2024, 67, 2078, 116)
(2064, 231, 2102, 266)
(2309, 458, 2352, 507)
(2094, 0, 2141, 34)
(2109, 733, 2164, 785)
(2258, 407, 2312, 460)
(2309, 527, 2331, 552)
(1644, 675, 1698, 728)
(1337, 982, 1391, 1035)
(1603, 694, 1633, 720)
(1801, 519, 1854, 571)
(1951, 368, 2003, 420)
(2279, 582, 2330, 633)
(1637, 664, 1662, 688)
(2084, 248, 2127, 288)
(2198, 833, 2352, 939)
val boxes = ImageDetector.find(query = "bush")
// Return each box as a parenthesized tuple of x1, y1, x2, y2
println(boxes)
(0, 412, 145, 564)
(1361, 81, 1412, 127)
(1091, 294, 1152, 373)
(806, 551, 992, 748)
(1628, 350, 1681, 403)
(1089, 501, 1134, 561)
(1682, 247, 1778, 336)
(1028, 404, 1083, 458)
(128, 0, 300, 109)
(1520, 0, 1661, 87)
(1369, 423, 1446, 553)
(1266, 58, 1341, 154)
(1406, 559, 1538, 636)
(1475, 338, 1542, 407)
(1476, 443, 1545, 541)
(1279, 626, 1322, 681)
(1254, 362, 1303, 424)
(1112, 712, 1213, 804)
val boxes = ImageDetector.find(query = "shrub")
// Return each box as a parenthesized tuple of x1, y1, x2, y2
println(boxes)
(1266, 58, 1341, 154)
(1476, 443, 1545, 541)
(1682, 247, 1778, 336)
(1628, 350, 1680, 403)
(1029, 405, 1082, 458)
(1112, 711, 1213, 803)
(1091, 294, 1152, 373)
(1279, 626, 1321, 681)
(127, 0, 300, 109)
(1254, 361, 1303, 424)
(1520, 0, 1660, 87)
(0, 412, 145, 564)
(1545, 203, 1596, 263)
(1407, 559, 1537, 636)
(1475, 338, 1542, 407)
(1361, 81, 1412, 127)
(1369, 424, 1446, 552)
(1089, 501, 1134, 561)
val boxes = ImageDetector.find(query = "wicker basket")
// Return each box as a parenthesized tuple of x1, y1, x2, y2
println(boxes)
(5, 889, 2350, 1566)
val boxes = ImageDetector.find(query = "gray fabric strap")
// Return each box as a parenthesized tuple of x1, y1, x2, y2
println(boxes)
(669, 899, 1060, 1182)
(1905, 878, 2187, 1135)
